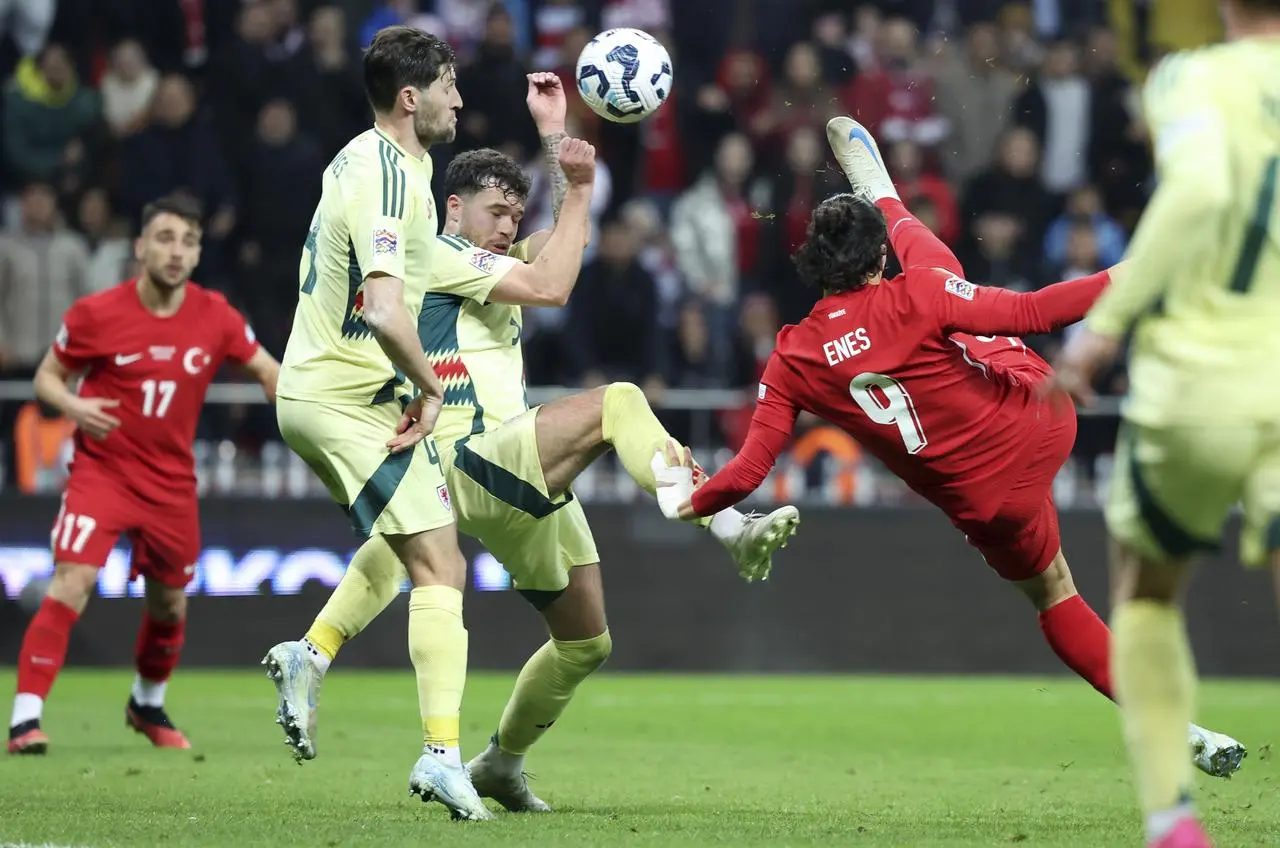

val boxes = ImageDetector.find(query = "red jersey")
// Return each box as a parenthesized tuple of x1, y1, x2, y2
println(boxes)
(52, 279, 260, 504)
(690, 267, 1109, 524)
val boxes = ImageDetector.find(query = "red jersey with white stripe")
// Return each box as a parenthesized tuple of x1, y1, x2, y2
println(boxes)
(691, 265, 1109, 525)
(52, 279, 259, 504)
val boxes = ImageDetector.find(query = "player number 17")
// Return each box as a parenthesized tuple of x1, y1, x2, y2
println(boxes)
(141, 379, 177, 418)
(849, 372, 928, 455)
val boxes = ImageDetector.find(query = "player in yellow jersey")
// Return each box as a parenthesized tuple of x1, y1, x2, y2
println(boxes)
(1051, 3, 1280, 845)
(271, 73, 801, 813)
(264, 26, 497, 820)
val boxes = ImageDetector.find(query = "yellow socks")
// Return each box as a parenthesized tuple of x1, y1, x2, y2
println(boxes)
(1113, 600, 1196, 820)
(496, 631, 612, 755)
(305, 535, 404, 664)
(408, 585, 469, 756)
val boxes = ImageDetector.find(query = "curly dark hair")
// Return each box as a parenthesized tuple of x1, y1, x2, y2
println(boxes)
(364, 26, 456, 113)
(792, 193, 888, 293)
(443, 148, 532, 205)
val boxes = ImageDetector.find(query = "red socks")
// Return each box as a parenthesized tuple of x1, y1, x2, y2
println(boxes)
(16, 597, 79, 700)
(135, 613, 186, 683)
(1038, 594, 1114, 700)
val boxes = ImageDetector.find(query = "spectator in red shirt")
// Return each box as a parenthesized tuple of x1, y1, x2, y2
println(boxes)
(888, 139, 959, 245)
(842, 17, 948, 149)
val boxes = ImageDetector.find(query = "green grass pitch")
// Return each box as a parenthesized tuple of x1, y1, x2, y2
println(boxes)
(1, 671, 1277, 846)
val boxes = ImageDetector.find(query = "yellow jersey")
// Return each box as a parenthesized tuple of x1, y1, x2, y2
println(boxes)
(279, 128, 437, 406)
(423, 234, 530, 445)
(1087, 40, 1280, 424)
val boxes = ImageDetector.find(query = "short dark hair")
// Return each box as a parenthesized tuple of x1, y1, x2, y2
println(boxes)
(141, 193, 203, 230)
(792, 194, 888, 294)
(363, 26, 456, 113)
(443, 149, 532, 205)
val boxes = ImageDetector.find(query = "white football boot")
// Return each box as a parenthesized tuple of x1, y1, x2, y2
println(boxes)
(1189, 723, 1247, 778)
(826, 116, 900, 203)
(409, 748, 495, 821)
(262, 641, 323, 762)
(721, 507, 801, 583)
(467, 736, 552, 813)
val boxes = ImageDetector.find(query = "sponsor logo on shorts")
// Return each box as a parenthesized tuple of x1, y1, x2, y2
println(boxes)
(437, 484, 452, 513)
(373, 228, 398, 256)
(944, 275, 976, 301)
(469, 250, 498, 274)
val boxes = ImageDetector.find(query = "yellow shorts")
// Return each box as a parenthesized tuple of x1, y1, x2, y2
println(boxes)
(277, 397, 454, 538)
(1106, 420, 1280, 567)
(440, 407, 599, 604)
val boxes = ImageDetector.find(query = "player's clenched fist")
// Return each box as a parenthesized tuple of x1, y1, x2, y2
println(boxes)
(68, 396, 121, 440)
(558, 137, 596, 186)
(526, 71, 566, 129)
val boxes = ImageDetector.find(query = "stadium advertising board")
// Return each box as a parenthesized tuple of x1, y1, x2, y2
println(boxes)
(0, 496, 1276, 675)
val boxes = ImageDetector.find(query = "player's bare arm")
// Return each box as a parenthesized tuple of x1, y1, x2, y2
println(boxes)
(359, 271, 446, 451)
(520, 72, 592, 262)
(487, 137, 596, 308)
(33, 349, 121, 440)
(239, 347, 281, 404)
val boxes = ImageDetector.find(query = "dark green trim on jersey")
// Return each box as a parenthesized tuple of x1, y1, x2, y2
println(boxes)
(1229, 155, 1279, 294)
(346, 448, 414, 538)
(453, 439, 573, 519)
(370, 368, 405, 405)
(341, 242, 373, 339)
(379, 140, 406, 219)
(437, 233, 472, 251)
(1122, 426, 1220, 558)
(419, 292, 486, 435)
(1266, 515, 1280, 555)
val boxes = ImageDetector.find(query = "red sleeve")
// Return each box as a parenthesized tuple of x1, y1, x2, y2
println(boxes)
(219, 298, 260, 365)
(690, 352, 799, 517)
(929, 269, 1111, 338)
(877, 198, 963, 276)
(51, 300, 98, 372)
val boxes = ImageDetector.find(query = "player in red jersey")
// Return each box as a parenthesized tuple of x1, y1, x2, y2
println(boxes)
(7, 194, 280, 755)
(657, 117, 1245, 778)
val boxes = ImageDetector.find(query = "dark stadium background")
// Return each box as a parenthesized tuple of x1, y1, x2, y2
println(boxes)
(2, 0, 1270, 674)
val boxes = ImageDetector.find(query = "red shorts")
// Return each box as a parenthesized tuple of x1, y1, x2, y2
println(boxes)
(954, 408, 1077, 582)
(51, 470, 201, 589)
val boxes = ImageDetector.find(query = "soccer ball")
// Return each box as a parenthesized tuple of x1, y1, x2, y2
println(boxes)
(575, 28, 673, 124)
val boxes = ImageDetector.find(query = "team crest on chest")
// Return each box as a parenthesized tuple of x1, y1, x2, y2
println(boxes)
(183, 347, 212, 375)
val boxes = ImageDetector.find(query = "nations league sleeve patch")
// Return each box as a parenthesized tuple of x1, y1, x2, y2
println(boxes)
(373, 228, 398, 256)
(469, 250, 499, 274)
(944, 275, 976, 301)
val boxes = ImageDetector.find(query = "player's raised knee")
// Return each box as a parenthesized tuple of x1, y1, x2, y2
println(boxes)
(604, 381, 643, 405)
(560, 628, 612, 673)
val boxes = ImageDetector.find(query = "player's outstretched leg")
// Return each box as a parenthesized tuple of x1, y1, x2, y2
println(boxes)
(263, 534, 403, 762)
(541, 382, 799, 582)
(1013, 551, 1244, 780)
(125, 579, 192, 748)
(468, 566, 611, 812)
(8, 564, 95, 755)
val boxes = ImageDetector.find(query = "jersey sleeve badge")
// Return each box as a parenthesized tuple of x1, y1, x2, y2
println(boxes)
(373, 228, 398, 256)
(944, 276, 976, 301)
(469, 250, 499, 274)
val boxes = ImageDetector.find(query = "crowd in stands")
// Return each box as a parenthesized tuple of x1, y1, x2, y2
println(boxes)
(0, 0, 1225, 493)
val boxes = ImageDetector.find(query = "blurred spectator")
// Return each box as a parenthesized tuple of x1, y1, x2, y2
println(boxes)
(998, 3, 1044, 73)
(934, 22, 1018, 185)
(845, 5, 880, 71)
(208, 2, 281, 167)
(810, 13, 857, 86)
(1084, 25, 1149, 228)
(565, 217, 662, 391)
(264, 0, 306, 62)
(603, 0, 671, 34)
(533, 0, 586, 69)
(754, 42, 839, 158)
(671, 132, 765, 363)
(284, 6, 368, 159)
(621, 197, 682, 331)
(0, 0, 54, 64)
(961, 126, 1053, 252)
(1043, 185, 1126, 270)
(100, 39, 158, 139)
(242, 100, 323, 254)
(843, 17, 947, 148)
(888, 140, 959, 246)
(119, 75, 237, 253)
(665, 300, 726, 389)
(0, 182, 90, 374)
(456, 5, 535, 159)
(684, 48, 767, 176)
(360, 1, 446, 49)
(1012, 38, 1091, 196)
(75, 186, 132, 293)
(2, 43, 99, 190)
(958, 212, 1036, 294)
(1053, 217, 1104, 282)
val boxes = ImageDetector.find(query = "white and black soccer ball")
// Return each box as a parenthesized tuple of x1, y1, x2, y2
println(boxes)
(575, 28, 673, 124)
